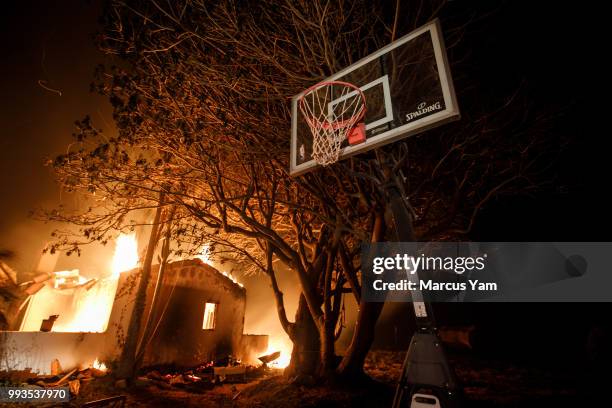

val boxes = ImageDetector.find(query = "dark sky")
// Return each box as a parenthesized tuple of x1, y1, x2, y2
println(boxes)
(0, 0, 115, 274)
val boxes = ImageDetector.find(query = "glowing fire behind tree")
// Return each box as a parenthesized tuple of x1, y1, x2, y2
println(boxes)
(264, 337, 292, 369)
(111, 233, 139, 278)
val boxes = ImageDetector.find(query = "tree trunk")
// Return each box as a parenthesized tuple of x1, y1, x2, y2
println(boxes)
(267, 246, 292, 335)
(116, 198, 163, 380)
(319, 241, 339, 378)
(285, 295, 320, 380)
(134, 210, 174, 366)
(337, 210, 387, 379)
(336, 299, 385, 378)
(319, 318, 337, 378)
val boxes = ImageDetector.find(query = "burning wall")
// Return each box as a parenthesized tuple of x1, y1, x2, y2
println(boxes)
(117, 259, 268, 367)
(0, 256, 267, 374)
(0, 233, 267, 374)
(17, 233, 139, 334)
(19, 276, 119, 332)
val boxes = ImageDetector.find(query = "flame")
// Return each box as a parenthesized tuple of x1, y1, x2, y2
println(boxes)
(221, 271, 243, 287)
(21, 234, 140, 333)
(92, 358, 107, 372)
(61, 234, 138, 331)
(196, 244, 243, 287)
(111, 233, 139, 277)
(264, 336, 292, 368)
(60, 278, 119, 332)
(53, 270, 84, 289)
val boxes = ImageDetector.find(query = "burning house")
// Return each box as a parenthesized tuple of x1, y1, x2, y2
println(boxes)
(0, 238, 268, 375)
(117, 258, 268, 367)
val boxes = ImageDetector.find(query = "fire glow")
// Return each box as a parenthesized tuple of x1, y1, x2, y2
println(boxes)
(60, 233, 139, 332)
(264, 336, 292, 368)
(20, 233, 139, 333)
(92, 358, 107, 372)
(221, 271, 243, 288)
(111, 233, 139, 278)
(196, 244, 244, 287)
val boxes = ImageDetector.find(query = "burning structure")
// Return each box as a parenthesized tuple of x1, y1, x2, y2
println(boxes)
(0, 237, 267, 375)
(118, 258, 268, 368)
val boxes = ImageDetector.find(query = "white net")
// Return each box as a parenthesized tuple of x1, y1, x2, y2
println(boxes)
(299, 81, 365, 166)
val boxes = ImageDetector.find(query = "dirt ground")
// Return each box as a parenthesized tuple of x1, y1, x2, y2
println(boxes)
(1, 351, 601, 407)
(365, 351, 592, 407)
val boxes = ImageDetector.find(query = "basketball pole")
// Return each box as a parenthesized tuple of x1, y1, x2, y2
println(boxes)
(383, 171, 461, 408)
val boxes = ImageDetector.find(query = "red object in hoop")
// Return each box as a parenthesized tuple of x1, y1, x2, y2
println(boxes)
(348, 122, 366, 145)
(298, 80, 366, 166)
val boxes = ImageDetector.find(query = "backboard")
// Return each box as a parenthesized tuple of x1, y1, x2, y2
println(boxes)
(290, 19, 459, 176)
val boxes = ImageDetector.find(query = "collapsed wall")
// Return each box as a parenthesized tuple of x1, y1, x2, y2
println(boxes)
(0, 259, 267, 374)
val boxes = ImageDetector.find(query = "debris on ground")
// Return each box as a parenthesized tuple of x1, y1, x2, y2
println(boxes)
(140, 356, 272, 392)
(0, 359, 108, 404)
(50, 358, 63, 375)
(0, 351, 589, 407)
(258, 351, 281, 367)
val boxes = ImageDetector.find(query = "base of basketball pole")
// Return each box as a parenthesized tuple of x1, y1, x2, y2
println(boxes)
(392, 332, 461, 408)
(384, 179, 462, 408)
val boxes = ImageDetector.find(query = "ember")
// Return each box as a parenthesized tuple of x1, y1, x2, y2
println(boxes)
(92, 358, 107, 372)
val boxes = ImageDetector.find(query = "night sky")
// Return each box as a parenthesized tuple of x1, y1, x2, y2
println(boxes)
(0, 0, 114, 274)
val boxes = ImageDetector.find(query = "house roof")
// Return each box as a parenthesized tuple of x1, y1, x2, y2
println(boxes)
(163, 258, 245, 291)
(122, 258, 245, 294)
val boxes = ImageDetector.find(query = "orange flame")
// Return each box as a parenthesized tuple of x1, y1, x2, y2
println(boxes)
(111, 233, 139, 277)
(22, 234, 139, 333)
(264, 336, 292, 368)
(61, 233, 139, 331)
(92, 358, 107, 371)
(195, 244, 243, 287)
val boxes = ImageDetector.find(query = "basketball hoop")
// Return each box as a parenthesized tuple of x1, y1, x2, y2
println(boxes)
(298, 81, 366, 166)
